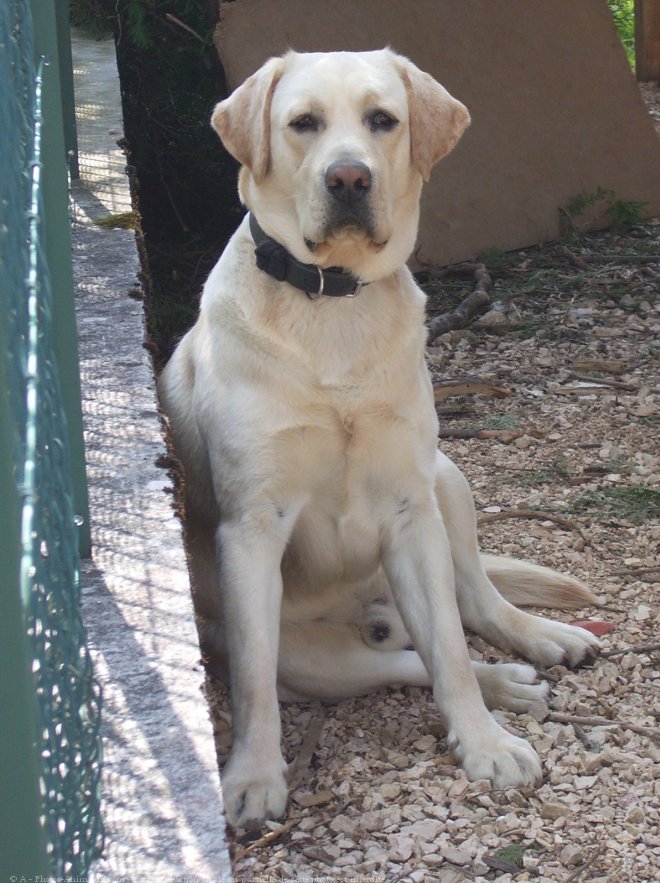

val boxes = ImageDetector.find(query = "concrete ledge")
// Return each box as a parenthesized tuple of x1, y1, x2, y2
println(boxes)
(71, 31, 231, 881)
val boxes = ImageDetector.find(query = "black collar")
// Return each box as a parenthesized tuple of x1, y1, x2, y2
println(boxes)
(249, 213, 364, 299)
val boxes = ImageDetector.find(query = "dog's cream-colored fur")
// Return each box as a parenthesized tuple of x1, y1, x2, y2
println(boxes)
(159, 49, 599, 828)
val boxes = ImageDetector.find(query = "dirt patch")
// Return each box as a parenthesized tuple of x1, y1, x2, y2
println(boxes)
(639, 81, 660, 137)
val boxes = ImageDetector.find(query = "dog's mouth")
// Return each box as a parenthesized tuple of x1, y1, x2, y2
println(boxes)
(331, 217, 373, 240)
(305, 216, 388, 254)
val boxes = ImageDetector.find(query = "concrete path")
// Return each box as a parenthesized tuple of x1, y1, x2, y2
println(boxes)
(71, 29, 231, 882)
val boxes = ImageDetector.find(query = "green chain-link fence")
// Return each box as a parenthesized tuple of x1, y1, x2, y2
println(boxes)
(0, 0, 103, 876)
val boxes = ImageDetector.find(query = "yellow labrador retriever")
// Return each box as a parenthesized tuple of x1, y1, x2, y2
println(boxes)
(159, 49, 600, 828)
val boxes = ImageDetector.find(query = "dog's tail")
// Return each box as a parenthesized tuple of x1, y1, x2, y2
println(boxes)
(481, 554, 600, 608)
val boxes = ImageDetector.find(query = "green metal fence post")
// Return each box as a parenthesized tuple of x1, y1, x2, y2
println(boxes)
(2, 1, 103, 872)
(0, 324, 51, 881)
(30, 0, 91, 556)
(55, 0, 79, 178)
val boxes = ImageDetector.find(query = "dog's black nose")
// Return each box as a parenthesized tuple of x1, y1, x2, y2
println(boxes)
(325, 160, 372, 203)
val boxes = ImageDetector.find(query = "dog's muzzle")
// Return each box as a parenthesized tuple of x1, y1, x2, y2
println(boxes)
(320, 160, 378, 242)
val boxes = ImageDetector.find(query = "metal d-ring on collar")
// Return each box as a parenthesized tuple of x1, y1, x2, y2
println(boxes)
(249, 212, 366, 299)
(312, 265, 364, 300)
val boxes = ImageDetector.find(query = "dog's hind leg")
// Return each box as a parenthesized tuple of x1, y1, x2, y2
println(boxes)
(278, 617, 549, 712)
(433, 450, 600, 668)
(277, 619, 430, 701)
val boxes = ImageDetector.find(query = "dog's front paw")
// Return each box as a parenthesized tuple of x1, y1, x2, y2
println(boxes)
(451, 719, 542, 790)
(523, 619, 601, 669)
(222, 753, 288, 829)
(475, 662, 549, 713)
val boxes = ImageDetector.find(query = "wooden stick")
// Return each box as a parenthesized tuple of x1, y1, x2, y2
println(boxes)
(548, 712, 660, 740)
(477, 508, 586, 537)
(601, 641, 660, 658)
(562, 248, 660, 264)
(437, 426, 484, 440)
(438, 427, 509, 441)
(571, 359, 631, 376)
(553, 385, 617, 396)
(427, 264, 492, 343)
(537, 668, 561, 684)
(233, 799, 352, 863)
(612, 565, 660, 578)
(165, 12, 205, 42)
(287, 707, 327, 790)
(572, 722, 601, 751)
(433, 377, 512, 402)
(232, 817, 300, 861)
(436, 404, 472, 417)
(564, 843, 608, 883)
(437, 428, 544, 442)
(568, 372, 637, 391)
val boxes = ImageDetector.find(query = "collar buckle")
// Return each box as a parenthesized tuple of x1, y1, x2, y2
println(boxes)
(345, 281, 363, 299)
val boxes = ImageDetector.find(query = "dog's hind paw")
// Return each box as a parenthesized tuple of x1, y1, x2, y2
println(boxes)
(451, 718, 543, 790)
(520, 619, 601, 669)
(222, 755, 288, 829)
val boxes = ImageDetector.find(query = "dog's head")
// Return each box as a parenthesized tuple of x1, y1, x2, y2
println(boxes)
(212, 49, 470, 281)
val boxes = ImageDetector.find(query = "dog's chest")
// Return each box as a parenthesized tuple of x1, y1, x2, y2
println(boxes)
(281, 401, 436, 588)
(285, 494, 382, 590)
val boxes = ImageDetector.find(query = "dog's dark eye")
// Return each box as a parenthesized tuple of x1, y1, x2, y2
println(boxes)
(289, 113, 320, 133)
(368, 110, 398, 132)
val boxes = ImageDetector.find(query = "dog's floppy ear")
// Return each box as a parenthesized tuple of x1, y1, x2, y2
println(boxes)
(211, 56, 284, 183)
(395, 56, 470, 182)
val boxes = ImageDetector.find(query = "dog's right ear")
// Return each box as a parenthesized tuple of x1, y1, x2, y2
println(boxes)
(211, 56, 284, 183)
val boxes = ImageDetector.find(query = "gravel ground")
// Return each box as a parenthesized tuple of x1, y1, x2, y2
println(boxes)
(205, 89, 659, 883)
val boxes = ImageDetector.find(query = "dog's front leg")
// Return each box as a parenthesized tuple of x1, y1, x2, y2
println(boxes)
(382, 497, 542, 789)
(217, 512, 293, 828)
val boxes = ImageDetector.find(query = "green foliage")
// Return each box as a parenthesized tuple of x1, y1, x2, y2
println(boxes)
(566, 187, 648, 235)
(519, 456, 574, 488)
(607, 196, 649, 234)
(93, 211, 139, 229)
(607, 0, 636, 67)
(566, 186, 616, 219)
(477, 247, 515, 272)
(493, 844, 526, 868)
(488, 842, 544, 872)
(569, 486, 660, 524)
(125, 1, 153, 50)
(484, 414, 521, 431)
